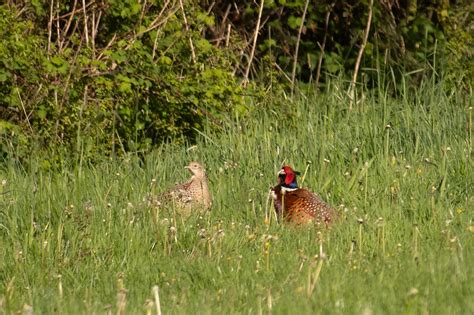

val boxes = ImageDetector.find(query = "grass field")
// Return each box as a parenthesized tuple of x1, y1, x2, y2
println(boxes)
(1, 78, 473, 314)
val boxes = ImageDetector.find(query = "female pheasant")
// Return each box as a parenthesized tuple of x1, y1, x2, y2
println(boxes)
(270, 165, 337, 226)
(158, 162, 212, 217)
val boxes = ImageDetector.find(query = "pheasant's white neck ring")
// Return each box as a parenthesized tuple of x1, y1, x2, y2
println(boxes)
(282, 186, 298, 193)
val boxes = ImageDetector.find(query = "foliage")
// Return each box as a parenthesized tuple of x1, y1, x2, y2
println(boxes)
(205, 0, 472, 86)
(0, 1, 244, 161)
(438, 1, 473, 89)
(0, 78, 472, 313)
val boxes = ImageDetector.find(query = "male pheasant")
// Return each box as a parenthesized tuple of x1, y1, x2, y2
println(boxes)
(158, 162, 212, 216)
(270, 165, 337, 226)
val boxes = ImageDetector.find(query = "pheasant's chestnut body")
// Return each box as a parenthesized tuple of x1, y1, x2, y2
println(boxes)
(158, 162, 211, 216)
(271, 166, 337, 226)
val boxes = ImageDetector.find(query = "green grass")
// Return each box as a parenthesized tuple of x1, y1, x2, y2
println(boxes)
(0, 78, 473, 314)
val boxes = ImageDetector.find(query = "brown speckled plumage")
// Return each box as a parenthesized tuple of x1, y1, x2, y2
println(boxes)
(271, 165, 337, 226)
(158, 162, 211, 216)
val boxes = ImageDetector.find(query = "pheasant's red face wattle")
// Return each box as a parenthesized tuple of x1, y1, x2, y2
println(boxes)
(284, 172, 295, 185)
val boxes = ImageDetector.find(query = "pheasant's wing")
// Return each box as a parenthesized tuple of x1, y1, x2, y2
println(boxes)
(304, 190, 338, 225)
(286, 189, 337, 225)
(158, 181, 194, 206)
(169, 184, 194, 204)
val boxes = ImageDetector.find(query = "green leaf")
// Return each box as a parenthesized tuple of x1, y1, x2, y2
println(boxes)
(158, 56, 172, 65)
(287, 16, 301, 29)
(0, 70, 9, 82)
(37, 106, 47, 119)
(119, 81, 132, 93)
(196, 39, 213, 53)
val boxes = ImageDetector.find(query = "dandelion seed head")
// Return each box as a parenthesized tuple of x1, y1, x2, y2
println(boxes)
(198, 229, 207, 238)
(407, 288, 419, 297)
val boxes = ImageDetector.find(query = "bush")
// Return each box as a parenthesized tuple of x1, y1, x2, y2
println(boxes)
(0, 1, 244, 161)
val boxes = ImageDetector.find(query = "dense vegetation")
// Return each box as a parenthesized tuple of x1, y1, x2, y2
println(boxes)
(0, 1, 472, 313)
(1, 1, 472, 159)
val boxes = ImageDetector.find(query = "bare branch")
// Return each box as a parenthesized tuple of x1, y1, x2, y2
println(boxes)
(315, 4, 334, 89)
(16, 89, 33, 134)
(56, 0, 60, 47)
(82, 0, 89, 46)
(243, 0, 264, 87)
(97, 33, 117, 61)
(47, 0, 54, 54)
(225, 24, 231, 48)
(179, 0, 196, 63)
(216, 4, 231, 47)
(59, 0, 78, 52)
(291, 0, 310, 95)
(348, 0, 374, 110)
(53, 1, 95, 20)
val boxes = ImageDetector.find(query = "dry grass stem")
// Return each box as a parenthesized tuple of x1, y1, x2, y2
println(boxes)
(152, 286, 162, 315)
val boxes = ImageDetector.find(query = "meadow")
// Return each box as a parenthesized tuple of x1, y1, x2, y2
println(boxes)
(0, 78, 473, 314)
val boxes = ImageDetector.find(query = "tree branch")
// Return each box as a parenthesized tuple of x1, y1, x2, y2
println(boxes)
(243, 0, 264, 87)
(348, 0, 374, 110)
(291, 0, 310, 95)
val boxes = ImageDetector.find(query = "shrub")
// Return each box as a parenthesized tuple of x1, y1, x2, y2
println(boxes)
(0, 2, 244, 161)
